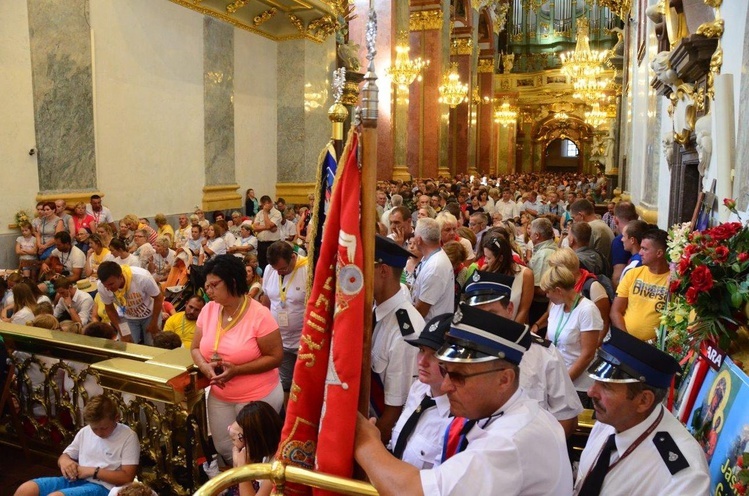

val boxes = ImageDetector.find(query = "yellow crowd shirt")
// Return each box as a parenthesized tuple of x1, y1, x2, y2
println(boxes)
(616, 265, 669, 342)
(164, 312, 197, 349)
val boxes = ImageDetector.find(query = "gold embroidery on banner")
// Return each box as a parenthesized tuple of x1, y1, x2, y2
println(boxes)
(289, 382, 302, 402)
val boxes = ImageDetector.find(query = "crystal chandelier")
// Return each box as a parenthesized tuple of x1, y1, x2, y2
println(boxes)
(494, 101, 517, 127)
(438, 63, 468, 108)
(572, 77, 610, 103)
(585, 103, 608, 128)
(560, 18, 609, 82)
(385, 32, 428, 93)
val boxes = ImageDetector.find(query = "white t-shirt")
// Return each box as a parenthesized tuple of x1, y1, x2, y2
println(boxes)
(152, 249, 175, 278)
(85, 204, 115, 226)
(262, 257, 308, 350)
(11, 306, 35, 325)
(547, 297, 603, 391)
(97, 266, 161, 320)
(203, 238, 227, 259)
(51, 246, 87, 274)
(115, 253, 139, 267)
(411, 249, 455, 322)
(16, 235, 37, 260)
(63, 423, 140, 490)
(234, 235, 258, 258)
(54, 288, 94, 326)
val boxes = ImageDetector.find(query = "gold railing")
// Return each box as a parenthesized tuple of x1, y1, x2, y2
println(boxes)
(194, 461, 378, 496)
(0, 323, 209, 495)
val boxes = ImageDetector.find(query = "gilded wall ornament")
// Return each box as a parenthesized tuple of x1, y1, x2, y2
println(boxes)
(669, 84, 698, 144)
(226, 0, 249, 14)
(597, 0, 633, 20)
(409, 10, 443, 31)
(288, 14, 305, 34)
(253, 8, 277, 26)
(696, 19, 724, 38)
(307, 15, 340, 41)
(477, 58, 495, 73)
(451, 38, 474, 56)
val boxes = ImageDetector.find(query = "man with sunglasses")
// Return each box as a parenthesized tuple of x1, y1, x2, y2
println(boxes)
(355, 303, 573, 495)
(462, 270, 582, 437)
(574, 327, 709, 495)
(371, 235, 426, 443)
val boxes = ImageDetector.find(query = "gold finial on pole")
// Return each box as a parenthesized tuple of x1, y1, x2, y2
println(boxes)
(328, 67, 349, 141)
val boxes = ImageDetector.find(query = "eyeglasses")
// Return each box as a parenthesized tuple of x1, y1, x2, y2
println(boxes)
(204, 279, 224, 292)
(438, 364, 508, 386)
(133, 234, 145, 238)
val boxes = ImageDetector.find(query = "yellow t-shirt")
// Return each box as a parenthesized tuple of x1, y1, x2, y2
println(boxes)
(163, 312, 197, 349)
(616, 265, 669, 342)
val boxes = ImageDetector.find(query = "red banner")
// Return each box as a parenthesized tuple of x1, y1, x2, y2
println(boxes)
(277, 130, 364, 495)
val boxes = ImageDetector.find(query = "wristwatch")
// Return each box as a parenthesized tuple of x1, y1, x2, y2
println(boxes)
(93, 467, 100, 480)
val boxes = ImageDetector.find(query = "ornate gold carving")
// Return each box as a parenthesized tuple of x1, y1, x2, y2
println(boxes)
(288, 13, 305, 34)
(703, 0, 722, 7)
(226, 0, 249, 14)
(694, 86, 706, 113)
(451, 38, 474, 55)
(253, 8, 277, 26)
(696, 18, 724, 38)
(597, 0, 632, 20)
(477, 58, 495, 73)
(706, 45, 723, 100)
(409, 10, 444, 31)
(307, 15, 340, 42)
(669, 84, 698, 144)
(202, 184, 242, 211)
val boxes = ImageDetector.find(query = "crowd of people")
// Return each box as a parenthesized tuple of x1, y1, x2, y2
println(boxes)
(7, 172, 710, 495)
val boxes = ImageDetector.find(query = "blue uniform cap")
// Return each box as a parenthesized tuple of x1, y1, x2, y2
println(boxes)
(375, 234, 414, 268)
(462, 271, 514, 306)
(437, 303, 531, 365)
(588, 327, 682, 389)
(409, 313, 452, 351)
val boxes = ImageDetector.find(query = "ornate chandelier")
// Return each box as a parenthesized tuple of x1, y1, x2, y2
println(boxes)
(585, 102, 608, 128)
(438, 63, 468, 108)
(560, 18, 609, 81)
(385, 32, 428, 93)
(494, 101, 517, 127)
(572, 77, 610, 103)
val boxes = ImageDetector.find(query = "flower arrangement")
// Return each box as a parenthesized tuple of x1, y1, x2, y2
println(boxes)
(14, 209, 30, 226)
(662, 200, 749, 356)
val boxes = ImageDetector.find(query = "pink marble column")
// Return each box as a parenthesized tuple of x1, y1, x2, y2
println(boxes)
(476, 69, 493, 175)
(408, 28, 444, 179)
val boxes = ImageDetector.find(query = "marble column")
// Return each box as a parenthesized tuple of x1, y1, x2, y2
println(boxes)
(202, 17, 239, 211)
(408, 4, 450, 179)
(476, 60, 494, 174)
(448, 45, 472, 176)
(27, 0, 96, 193)
(276, 37, 336, 204)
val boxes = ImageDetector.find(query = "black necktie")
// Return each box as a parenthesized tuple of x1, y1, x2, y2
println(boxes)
(392, 395, 436, 459)
(457, 418, 477, 454)
(578, 433, 617, 496)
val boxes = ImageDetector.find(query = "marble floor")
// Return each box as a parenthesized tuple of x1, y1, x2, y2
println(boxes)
(0, 444, 58, 496)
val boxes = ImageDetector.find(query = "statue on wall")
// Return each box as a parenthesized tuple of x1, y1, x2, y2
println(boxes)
(651, 51, 681, 91)
(662, 131, 675, 171)
(603, 126, 616, 171)
(337, 42, 362, 72)
(694, 114, 712, 177)
(502, 53, 515, 74)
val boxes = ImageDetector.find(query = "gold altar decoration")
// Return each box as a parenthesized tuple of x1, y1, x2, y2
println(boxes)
(451, 38, 474, 56)
(385, 32, 429, 93)
(438, 63, 469, 108)
(555, 111, 571, 120)
(409, 10, 444, 31)
(477, 58, 495, 73)
(597, 0, 632, 20)
(0, 323, 209, 495)
(494, 100, 518, 126)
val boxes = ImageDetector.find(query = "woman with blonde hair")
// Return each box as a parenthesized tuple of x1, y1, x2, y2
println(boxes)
(546, 246, 610, 342)
(85, 233, 115, 278)
(8, 283, 38, 325)
(481, 233, 534, 324)
(435, 212, 474, 263)
(154, 213, 175, 246)
(539, 256, 602, 407)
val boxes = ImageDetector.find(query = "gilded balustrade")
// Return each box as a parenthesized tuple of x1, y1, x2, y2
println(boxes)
(0, 323, 209, 495)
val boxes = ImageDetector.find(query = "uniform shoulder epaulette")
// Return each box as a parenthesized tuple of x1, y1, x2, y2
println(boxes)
(531, 334, 551, 348)
(653, 431, 690, 475)
(395, 309, 415, 337)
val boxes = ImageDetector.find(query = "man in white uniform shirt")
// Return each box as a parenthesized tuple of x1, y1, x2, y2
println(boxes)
(462, 270, 582, 437)
(371, 235, 425, 443)
(388, 313, 452, 469)
(355, 303, 573, 495)
(411, 218, 454, 322)
(574, 327, 709, 495)
(261, 240, 309, 402)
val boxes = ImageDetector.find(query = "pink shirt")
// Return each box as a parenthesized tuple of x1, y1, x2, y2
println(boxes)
(197, 299, 280, 402)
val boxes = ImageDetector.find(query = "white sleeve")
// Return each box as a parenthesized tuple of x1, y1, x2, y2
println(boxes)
(579, 301, 603, 332)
